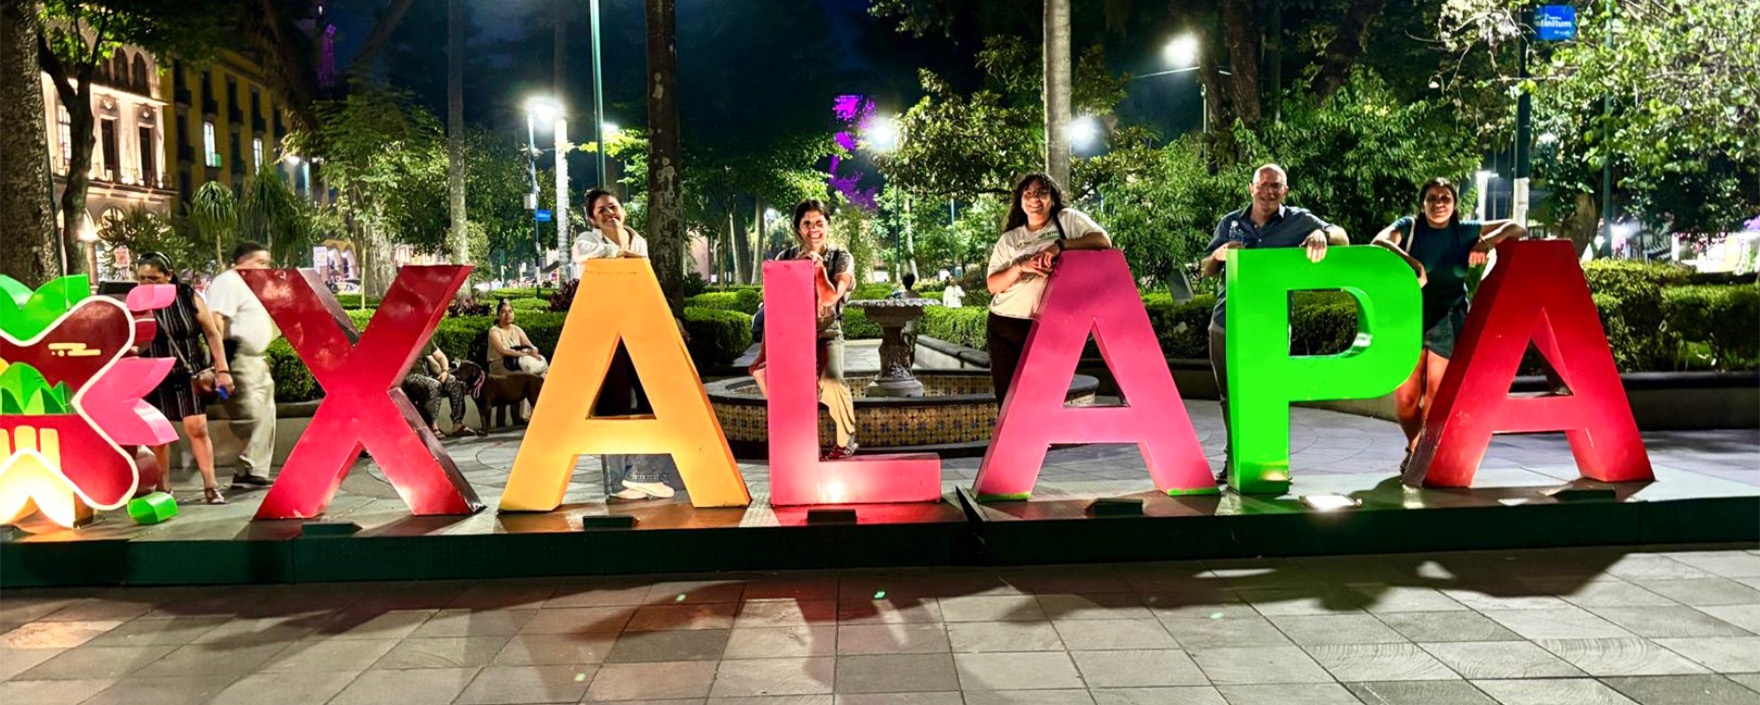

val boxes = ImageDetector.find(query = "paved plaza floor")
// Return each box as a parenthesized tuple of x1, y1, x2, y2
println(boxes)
(4, 546, 1760, 704)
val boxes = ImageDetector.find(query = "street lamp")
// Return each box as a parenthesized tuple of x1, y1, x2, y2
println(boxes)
(1133, 34, 1218, 134)
(526, 96, 571, 281)
(1070, 115, 1101, 155)
(863, 115, 900, 153)
(1162, 35, 1199, 69)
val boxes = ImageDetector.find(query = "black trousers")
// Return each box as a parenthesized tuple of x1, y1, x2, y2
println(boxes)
(986, 312, 1035, 402)
(1208, 322, 1230, 435)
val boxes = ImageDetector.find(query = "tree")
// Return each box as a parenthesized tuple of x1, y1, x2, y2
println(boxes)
(0, 0, 60, 287)
(645, 0, 685, 312)
(238, 172, 313, 267)
(1043, 0, 1071, 187)
(1440, 0, 1760, 245)
(187, 181, 236, 273)
(445, 0, 467, 265)
(874, 39, 1125, 202)
(285, 84, 446, 296)
(35, 0, 232, 276)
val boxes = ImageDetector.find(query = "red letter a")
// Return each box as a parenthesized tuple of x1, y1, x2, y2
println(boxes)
(1410, 240, 1653, 487)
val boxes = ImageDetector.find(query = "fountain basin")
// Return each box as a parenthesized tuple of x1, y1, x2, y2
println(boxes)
(707, 369, 1099, 459)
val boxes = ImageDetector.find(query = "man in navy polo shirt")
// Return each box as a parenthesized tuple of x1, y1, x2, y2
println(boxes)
(1200, 164, 1350, 484)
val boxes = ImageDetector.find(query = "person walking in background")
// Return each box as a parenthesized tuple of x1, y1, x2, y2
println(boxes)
(1372, 177, 1527, 474)
(941, 280, 966, 308)
(135, 253, 232, 504)
(984, 172, 1113, 401)
(1200, 164, 1349, 485)
(203, 242, 279, 489)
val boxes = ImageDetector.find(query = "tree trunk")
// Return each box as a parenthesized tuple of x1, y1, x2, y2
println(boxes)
(730, 203, 752, 284)
(645, 0, 685, 313)
(749, 199, 764, 284)
(38, 39, 95, 277)
(1566, 192, 1600, 253)
(0, 0, 59, 286)
(358, 212, 395, 298)
(1310, 0, 1389, 100)
(446, 0, 468, 266)
(1042, 0, 1071, 188)
(1217, 0, 1262, 130)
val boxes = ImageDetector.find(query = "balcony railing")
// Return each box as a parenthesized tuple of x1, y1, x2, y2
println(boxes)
(174, 86, 191, 106)
(228, 106, 243, 124)
(201, 97, 218, 116)
(252, 115, 266, 133)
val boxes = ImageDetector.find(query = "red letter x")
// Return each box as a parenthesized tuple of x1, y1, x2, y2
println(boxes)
(243, 266, 483, 519)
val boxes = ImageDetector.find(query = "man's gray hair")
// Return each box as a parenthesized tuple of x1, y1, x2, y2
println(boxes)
(1254, 163, 1287, 182)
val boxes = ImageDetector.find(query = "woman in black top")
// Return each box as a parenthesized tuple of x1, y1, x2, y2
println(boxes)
(136, 253, 234, 504)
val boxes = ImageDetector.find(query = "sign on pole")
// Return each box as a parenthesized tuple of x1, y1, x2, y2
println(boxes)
(1536, 5, 1577, 41)
(535, 209, 553, 223)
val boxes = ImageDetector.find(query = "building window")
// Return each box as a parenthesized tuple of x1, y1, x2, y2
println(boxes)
(57, 105, 72, 166)
(203, 121, 219, 168)
(131, 55, 149, 94)
(253, 137, 263, 169)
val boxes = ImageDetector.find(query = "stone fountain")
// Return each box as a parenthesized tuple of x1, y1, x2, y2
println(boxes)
(846, 297, 939, 397)
(706, 296, 1101, 458)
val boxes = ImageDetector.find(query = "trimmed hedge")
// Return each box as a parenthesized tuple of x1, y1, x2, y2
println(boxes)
(686, 289, 763, 315)
(684, 307, 754, 367)
(921, 306, 987, 348)
(1663, 284, 1760, 368)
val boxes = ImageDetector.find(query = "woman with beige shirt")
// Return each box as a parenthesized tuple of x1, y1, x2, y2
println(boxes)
(984, 173, 1113, 400)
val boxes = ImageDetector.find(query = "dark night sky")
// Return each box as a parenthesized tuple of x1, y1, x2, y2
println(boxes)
(326, 0, 1202, 177)
(332, 0, 949, 135)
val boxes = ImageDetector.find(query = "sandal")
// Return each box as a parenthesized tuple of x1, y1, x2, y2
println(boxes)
(203, 486, 226, 505)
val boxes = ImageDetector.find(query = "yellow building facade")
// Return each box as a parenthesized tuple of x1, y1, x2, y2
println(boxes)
(158, 50, 308, 206)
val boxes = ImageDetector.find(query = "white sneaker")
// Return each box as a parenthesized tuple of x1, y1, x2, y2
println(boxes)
(622, 480, 675, 499)
(610, 488, 648, 501)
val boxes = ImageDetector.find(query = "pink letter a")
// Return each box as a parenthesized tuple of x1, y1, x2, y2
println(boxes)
(973, 250, 1214, 499)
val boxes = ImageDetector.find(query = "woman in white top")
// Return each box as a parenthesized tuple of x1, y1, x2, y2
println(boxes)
(984, 172, 1113, 400)
(574, 188, 649, 261)
(576, 188, 675, 501)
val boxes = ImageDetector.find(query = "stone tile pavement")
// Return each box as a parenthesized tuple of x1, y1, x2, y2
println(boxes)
(5, 546, 1760, 704)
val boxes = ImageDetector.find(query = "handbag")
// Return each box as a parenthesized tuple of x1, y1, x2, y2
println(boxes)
(167, 336, 218, 400)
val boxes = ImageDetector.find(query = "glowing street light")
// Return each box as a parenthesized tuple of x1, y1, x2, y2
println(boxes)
(863, 115, 900, 153)
(1163, 35, 1199, 69)
(602, 121, 619, 140)
(525, 96, 563, 126)
(1070, 116, 1101, 153)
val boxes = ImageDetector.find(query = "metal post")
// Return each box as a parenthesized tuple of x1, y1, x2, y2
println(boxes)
(1513, 9, 1532, 224)
(554, 117, 571, 280)
(1599, 0, 1614, 258)
(526, 113, 542, 280)
(590, 0, 607, 190)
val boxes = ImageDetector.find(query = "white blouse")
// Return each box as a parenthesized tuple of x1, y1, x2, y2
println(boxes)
(573, 226, 650, 261)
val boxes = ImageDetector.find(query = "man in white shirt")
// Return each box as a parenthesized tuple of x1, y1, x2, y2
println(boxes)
(204, 242, 280, 487)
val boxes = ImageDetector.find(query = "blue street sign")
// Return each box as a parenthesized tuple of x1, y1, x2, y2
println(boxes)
(1537, 5, 1577, 41)
(535, 209, 553, 223)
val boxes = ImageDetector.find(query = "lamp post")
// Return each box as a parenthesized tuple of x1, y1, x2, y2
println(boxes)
(1475, 169, 1496, 221)
(589, 0, 607, 190)
(526, 96, 569, 281)
(1131, 35, 1221, 134)
(864, 115, 916, 279)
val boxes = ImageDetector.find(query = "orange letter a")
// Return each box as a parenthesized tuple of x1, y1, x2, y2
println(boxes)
(499, 260, 750, 511)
